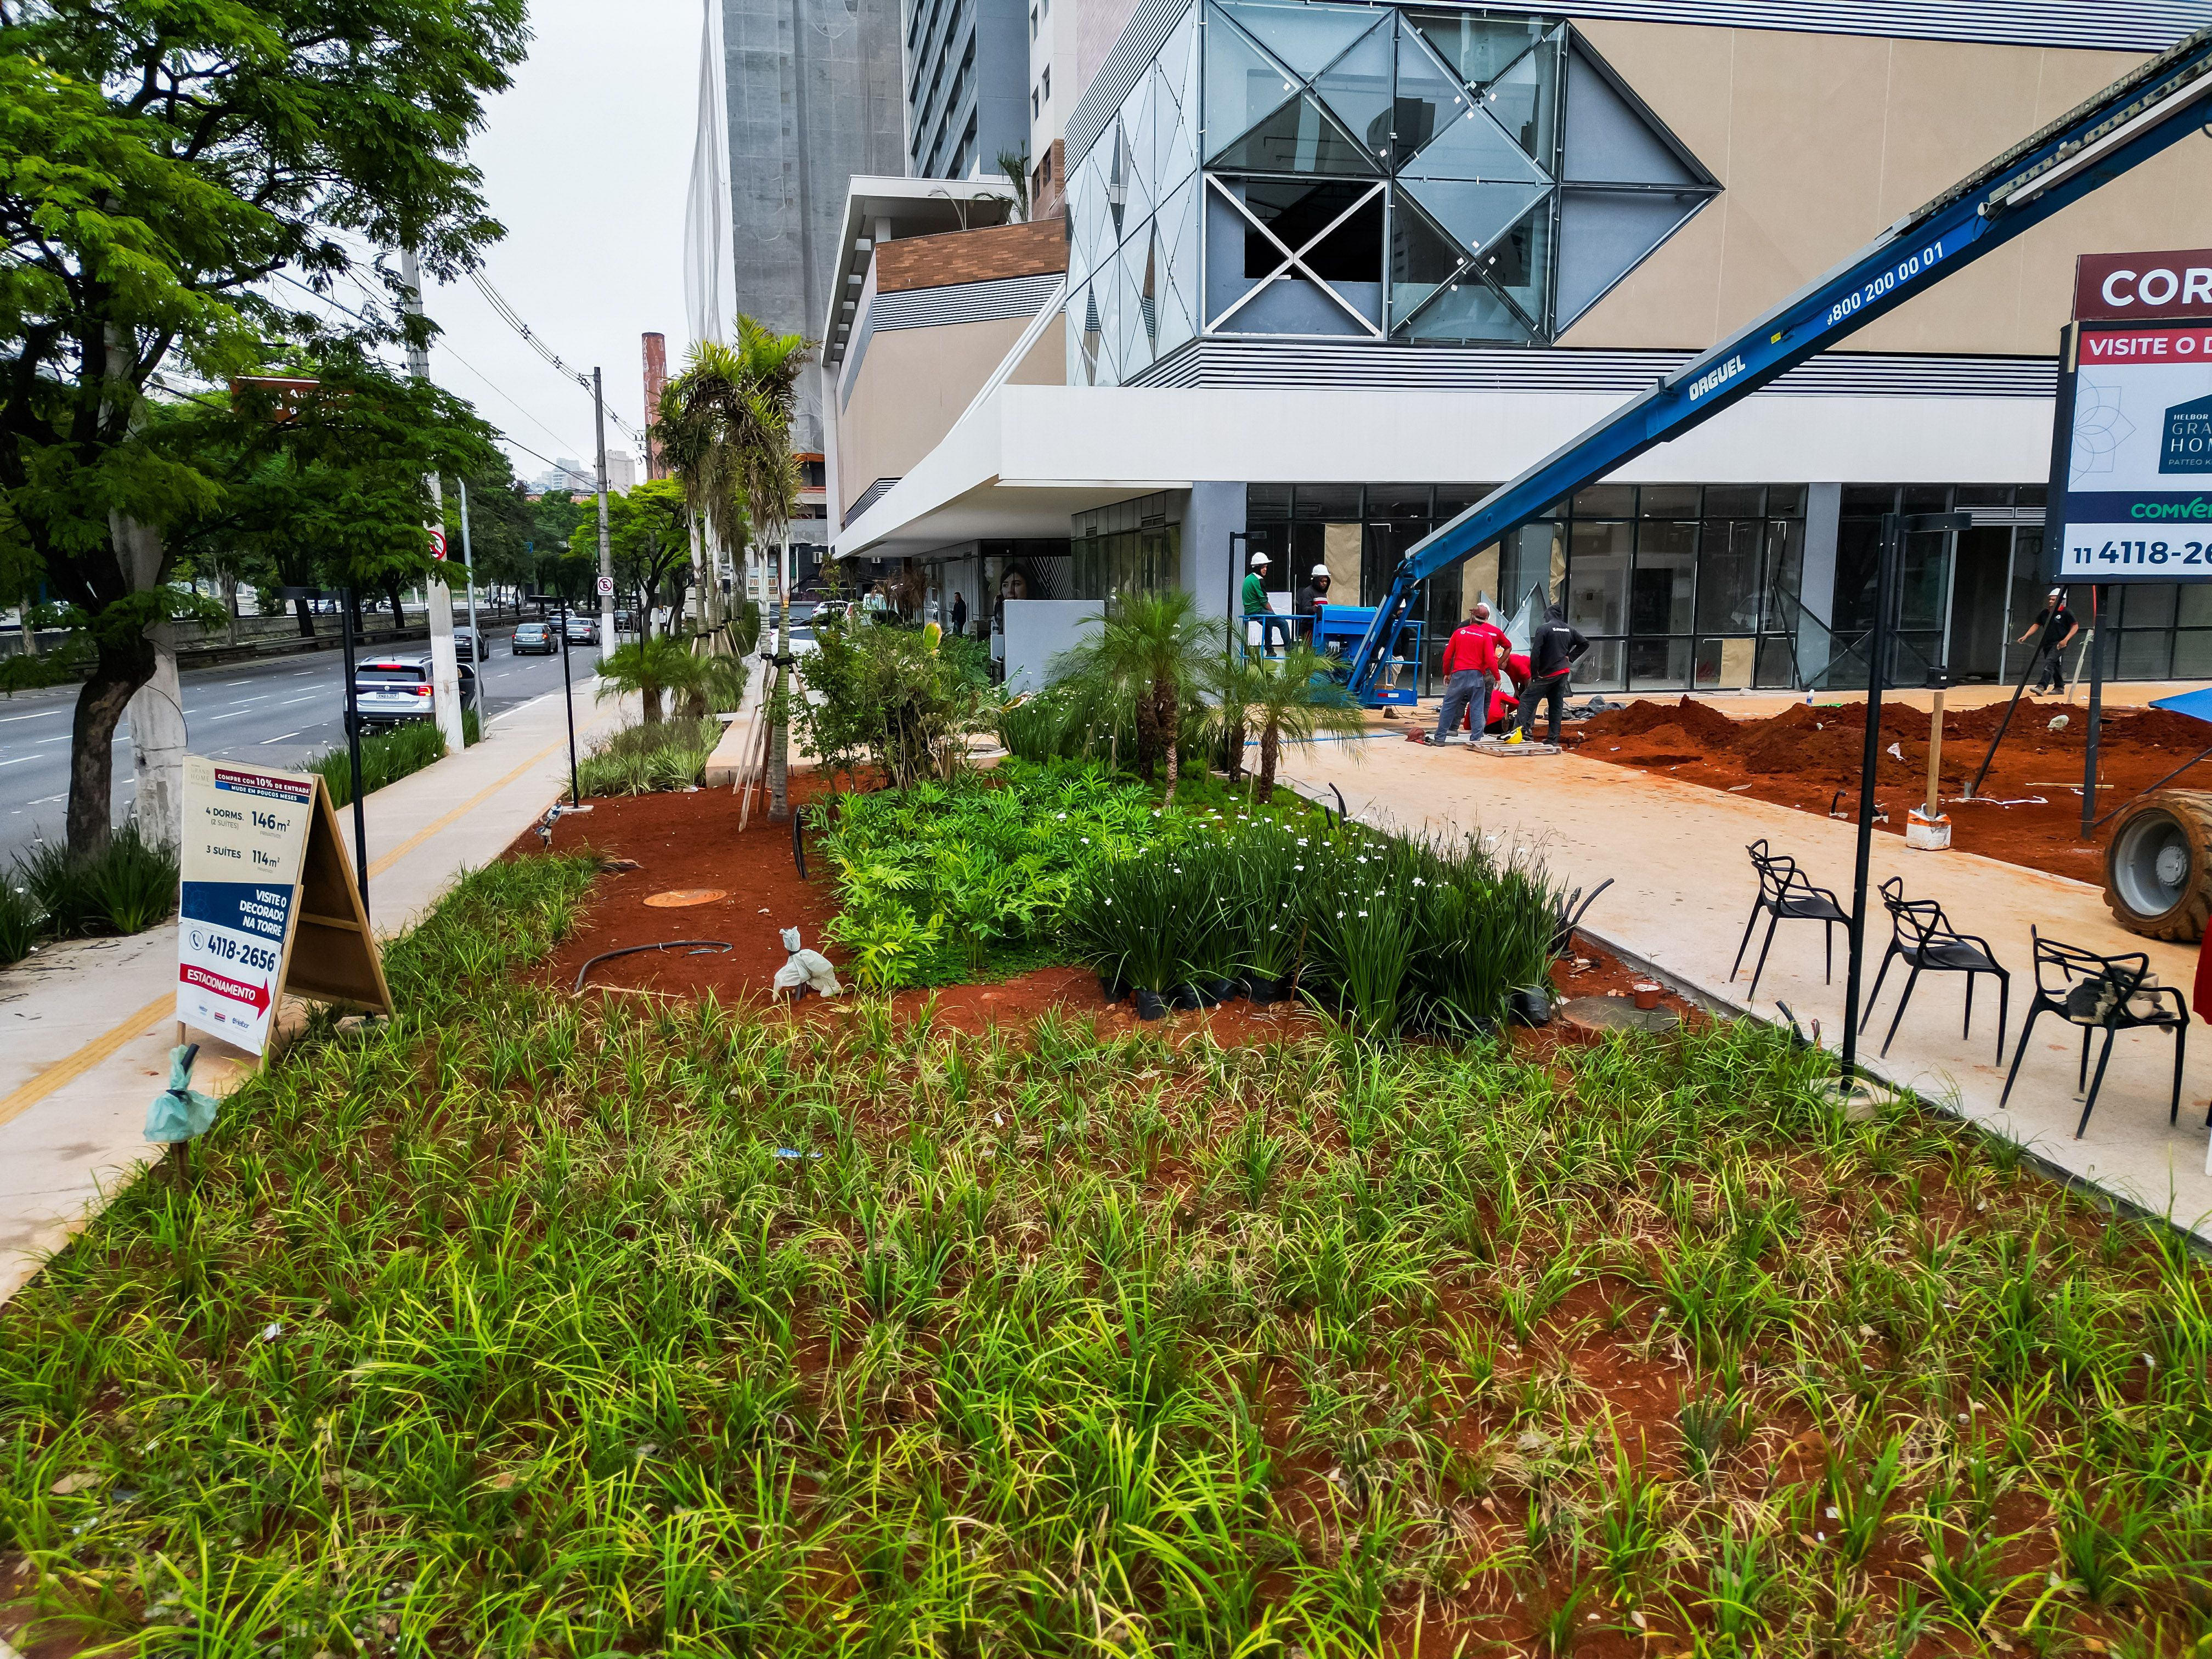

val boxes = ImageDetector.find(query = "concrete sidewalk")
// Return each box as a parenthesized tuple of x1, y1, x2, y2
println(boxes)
(1282, 731, 2212, 1238)
(0, 677, 631, 1305)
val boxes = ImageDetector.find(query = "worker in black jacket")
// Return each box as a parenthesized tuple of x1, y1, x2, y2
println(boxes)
(1505, 605, 1588, 746)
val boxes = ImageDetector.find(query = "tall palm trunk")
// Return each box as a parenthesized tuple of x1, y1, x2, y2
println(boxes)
(1157, 678, 1181, 806)
(1259, 718, 1283, 802)
(769, 538, 791, 820)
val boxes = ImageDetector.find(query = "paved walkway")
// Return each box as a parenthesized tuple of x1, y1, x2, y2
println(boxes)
(1282, 727, 2212, 1238)
(0, 679, 631, 1305)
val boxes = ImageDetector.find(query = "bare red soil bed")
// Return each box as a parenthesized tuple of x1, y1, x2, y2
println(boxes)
(1570, 694, 2210, 883)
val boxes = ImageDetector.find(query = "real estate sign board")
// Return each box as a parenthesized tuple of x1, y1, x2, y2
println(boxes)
(178, 757, 391, 1054)
(2051, 251, 2212, 584)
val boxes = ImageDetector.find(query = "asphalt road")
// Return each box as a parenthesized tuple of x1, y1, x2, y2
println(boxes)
(0, 630, 600, 867)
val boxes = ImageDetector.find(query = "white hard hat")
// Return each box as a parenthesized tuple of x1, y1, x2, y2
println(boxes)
(1311, 564, 1329, 578)
(1250, 552, 1271, 566)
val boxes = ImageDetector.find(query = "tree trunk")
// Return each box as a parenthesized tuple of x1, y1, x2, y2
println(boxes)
(18, 595, 38, 658)
(384, 575, 405, 633)
(292, 592, 317, 639)
(1160, 684, 1181, 807)
(221, 572, 241, 646)
(127, 622, 187, 848)
(1259, 719, 1281, 803)
(67, 633, 154, 857)
(769, 536, 791, 821)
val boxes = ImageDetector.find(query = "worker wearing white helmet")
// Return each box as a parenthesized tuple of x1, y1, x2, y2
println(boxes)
(1297, 562, 1332, 639)
(1242, 551, 1291, 656)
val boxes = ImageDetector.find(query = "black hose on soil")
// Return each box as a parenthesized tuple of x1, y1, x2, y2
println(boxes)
(574, 940, 733, 994)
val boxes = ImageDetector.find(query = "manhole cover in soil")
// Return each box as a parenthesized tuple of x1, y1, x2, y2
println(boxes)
(643, 888, 728, 908)
(1560, 995, 1678, 1034)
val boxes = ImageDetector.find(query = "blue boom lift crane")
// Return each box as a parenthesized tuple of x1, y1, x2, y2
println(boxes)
(1334, 24, 2212, 1086)
(1341, 23, 2212, 707)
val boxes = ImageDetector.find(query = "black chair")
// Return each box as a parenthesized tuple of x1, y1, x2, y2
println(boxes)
(1733, 839, 1848, 1002)
(1860, 876, 2010, 1063)
(1999, 928, 2194, 1139)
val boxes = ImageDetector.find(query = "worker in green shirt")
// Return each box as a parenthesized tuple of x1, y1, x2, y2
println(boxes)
(1242, 552, 1291, 657)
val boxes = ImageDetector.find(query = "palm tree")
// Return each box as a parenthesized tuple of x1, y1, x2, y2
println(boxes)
(665, 644, 750, 721)
(1053, 588, 1212, 805)
(1243, 645, 1367, 802)
(595, 635, 692, 725)
(656, 320, 811, 816)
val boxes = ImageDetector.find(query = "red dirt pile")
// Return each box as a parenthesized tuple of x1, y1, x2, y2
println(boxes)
(1577, 695, 1744, 750)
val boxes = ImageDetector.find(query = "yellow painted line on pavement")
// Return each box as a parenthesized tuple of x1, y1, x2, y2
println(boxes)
(0, 995, 174, 1132)
(365, 733, 573, 880)
(1, 703, 589, 1138)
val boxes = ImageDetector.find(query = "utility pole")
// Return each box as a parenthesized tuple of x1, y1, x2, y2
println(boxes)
(400, 249, 466, 753)
(593, 368, 617, 654)
(458, 477, 482, 682)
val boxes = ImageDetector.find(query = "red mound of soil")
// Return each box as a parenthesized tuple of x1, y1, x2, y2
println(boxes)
(1605, 720, 1709, 766)
(1577, 695, 1743, 749)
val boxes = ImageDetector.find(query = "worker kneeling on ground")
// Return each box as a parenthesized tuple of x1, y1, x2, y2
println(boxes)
(1434, 604, 1503, 744)
(1483, 652, 1530, 734)
(1507, 606, 1588, 746)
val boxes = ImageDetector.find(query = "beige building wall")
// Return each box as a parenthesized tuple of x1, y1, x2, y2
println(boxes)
(838, 314, 1067, 523)
(1565, 21, 2212, 356)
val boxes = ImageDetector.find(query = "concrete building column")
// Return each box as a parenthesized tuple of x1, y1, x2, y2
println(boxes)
(1182, 481, 1245, 632)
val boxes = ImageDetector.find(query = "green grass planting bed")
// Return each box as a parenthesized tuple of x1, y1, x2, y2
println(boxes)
(3, 852, 2210, 1655)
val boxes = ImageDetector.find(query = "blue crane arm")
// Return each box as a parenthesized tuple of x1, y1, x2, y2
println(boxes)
(1344, 24, 2212, 703)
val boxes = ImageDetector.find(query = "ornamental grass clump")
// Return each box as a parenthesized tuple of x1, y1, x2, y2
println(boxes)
(8, 861, 2212, 1657)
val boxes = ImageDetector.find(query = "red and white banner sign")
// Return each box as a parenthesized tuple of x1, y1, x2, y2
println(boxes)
(2080, 324, 2212, 362)
(2076, 250, 2212, 323)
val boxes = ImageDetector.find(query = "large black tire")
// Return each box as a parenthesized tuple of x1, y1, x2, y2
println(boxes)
(2103, 789, 2212, 942)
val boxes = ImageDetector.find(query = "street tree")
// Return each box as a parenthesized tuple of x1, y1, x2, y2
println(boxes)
(0, 0, 528, 855)
(590, 478, 693, 631)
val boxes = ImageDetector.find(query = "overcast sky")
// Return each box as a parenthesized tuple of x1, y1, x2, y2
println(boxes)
(420, 0, 702, 486)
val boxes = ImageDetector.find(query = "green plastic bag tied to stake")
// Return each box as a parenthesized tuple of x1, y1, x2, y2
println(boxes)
(146, 1043, 219, 1144)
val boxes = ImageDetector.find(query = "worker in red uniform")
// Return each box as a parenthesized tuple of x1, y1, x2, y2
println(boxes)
(1433, 606, 1501, 744)
(1484, 652, 1531, 733)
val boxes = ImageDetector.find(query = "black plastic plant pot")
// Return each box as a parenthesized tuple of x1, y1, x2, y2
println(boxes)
(1508, 985, 1555, 1027)
(1171, 984, 1203, 1011)
(1205, 977, 1240, 1005)
(1098, 975, 1129, 1003)
(1133, 989, 1170, 1020)
(1246, 974, 1286, 1005)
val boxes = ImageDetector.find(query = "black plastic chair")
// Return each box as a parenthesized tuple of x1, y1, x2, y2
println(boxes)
(1860, 876, 2010, 1063)
(1733, 839, 1847, 1002)
(1999, 928, 2194, 1139)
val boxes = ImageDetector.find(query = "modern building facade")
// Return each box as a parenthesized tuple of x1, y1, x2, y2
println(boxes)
(832, 0, 2212, 690)
(724, 0, 908, 456)
(906, 0, 1031, 179)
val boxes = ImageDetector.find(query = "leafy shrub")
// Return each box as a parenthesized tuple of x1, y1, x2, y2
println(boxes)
(13, 822, 179, 939)
(0, 633, 91, 693)
(797, 614, 995, 788)
(576, 716, 719, 797)
(1064, 814, 1554, 1033)
(0, 876, 42, 965)
(817, 759, 1179, 989)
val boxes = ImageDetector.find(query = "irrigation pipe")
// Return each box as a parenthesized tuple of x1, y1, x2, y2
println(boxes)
(574, 940, 732, 994)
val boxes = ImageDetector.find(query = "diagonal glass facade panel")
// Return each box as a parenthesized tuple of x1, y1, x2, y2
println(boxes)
(1073, 146, 1116, 272)
(1154, 53, 1198, 198)
(1310, 15, 1396, 170)
(1203, 13, 1302, 165)
(1398, 176, 1545, 255)
(1394, 267, 1537, 343)
(1469, 195, 1552, 330)
(1482, 31, 1561, 161)
(1155, 176, 1201, 354)
(1387, 23, 1477, 168)
(1387, 190, 1469, 327)
(1561, 43, 1700, 185)
(1094, 257, 1126, 385)
(1554, 188, 1709, 328)
(1115, 238, 1154, 374)
(1401, 94, 1547, 185)
(1121, 74, 1159, 224)
(1216, 0, 1384, 83)
(1410, 10, 1551, 91)
(1212, 92, 1379, 176)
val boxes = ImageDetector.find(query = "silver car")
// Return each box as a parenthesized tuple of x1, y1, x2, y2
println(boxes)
(354, 656, 479, 731)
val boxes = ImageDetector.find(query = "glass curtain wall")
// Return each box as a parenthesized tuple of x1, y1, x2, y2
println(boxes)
(1245, 482, 1803, 693)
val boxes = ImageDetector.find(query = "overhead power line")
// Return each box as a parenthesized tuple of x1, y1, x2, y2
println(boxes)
(467, 271, 648, 451)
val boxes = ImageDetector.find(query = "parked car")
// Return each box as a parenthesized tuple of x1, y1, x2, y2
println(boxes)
(563, 613, 598, 646)
(452, 625, 479, 662)
(353, 656, 479, 731)
(512, 621, 557, 654)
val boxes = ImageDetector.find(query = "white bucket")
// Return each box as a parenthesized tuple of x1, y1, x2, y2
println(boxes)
(1904, 808, 1951, 851)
